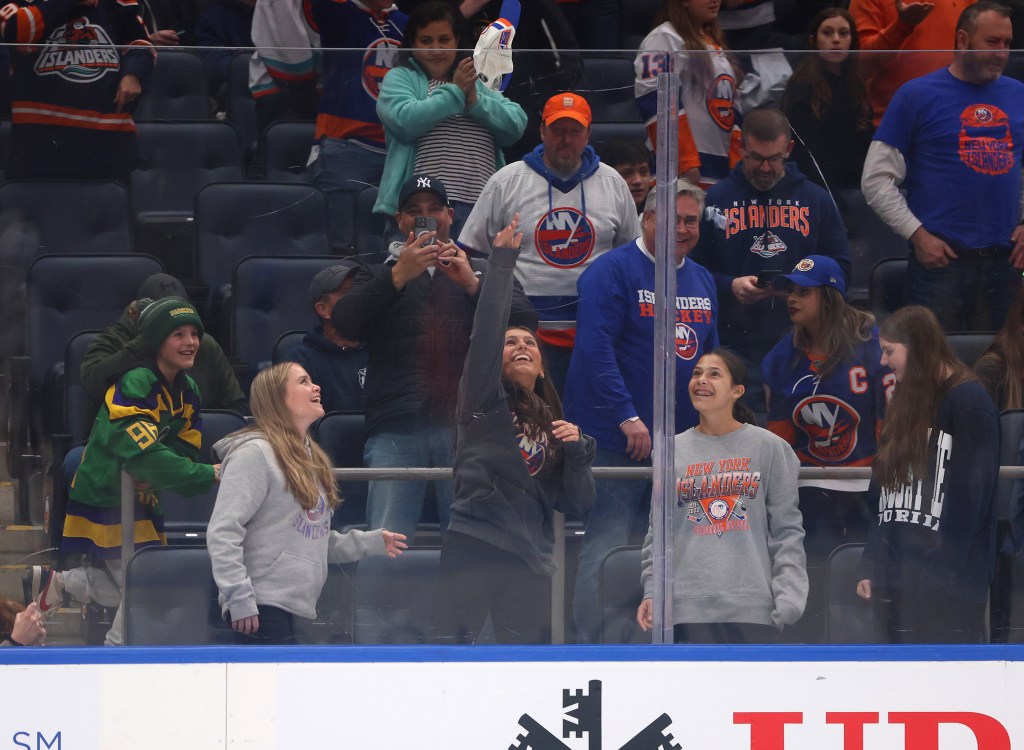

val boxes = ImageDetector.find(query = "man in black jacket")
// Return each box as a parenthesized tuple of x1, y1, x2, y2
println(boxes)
(332, 175, 536, 541)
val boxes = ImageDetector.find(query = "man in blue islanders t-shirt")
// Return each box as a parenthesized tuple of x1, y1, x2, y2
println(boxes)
(862, 1, 1024, 332)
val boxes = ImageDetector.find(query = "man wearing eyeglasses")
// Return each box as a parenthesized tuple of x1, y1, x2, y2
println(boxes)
(691, 107, 852, 411)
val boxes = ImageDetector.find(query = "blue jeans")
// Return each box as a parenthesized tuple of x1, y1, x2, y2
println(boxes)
(905, 246, 1021, 332)
(572, 448, 652, 643)
(311, 138, 385, 251)
(363, 426, 454, 541)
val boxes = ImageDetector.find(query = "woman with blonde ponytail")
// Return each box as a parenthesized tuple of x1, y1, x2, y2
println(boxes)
(208, 362, 406, 644)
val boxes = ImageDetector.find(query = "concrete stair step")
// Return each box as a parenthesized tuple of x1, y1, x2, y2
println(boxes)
(0, 524, 51, 555)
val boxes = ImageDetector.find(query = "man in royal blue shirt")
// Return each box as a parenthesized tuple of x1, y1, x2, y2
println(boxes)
(862, 1, 1024, 331)
(565, 179, 719, 643)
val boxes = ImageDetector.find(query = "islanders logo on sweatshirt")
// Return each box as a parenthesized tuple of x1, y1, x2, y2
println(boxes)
(677, 456, 759, 537)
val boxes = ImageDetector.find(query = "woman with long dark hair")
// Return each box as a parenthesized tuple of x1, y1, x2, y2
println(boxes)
(375, 0, 526, 234)
(857, 306, 1000, 643)
(637, 349, 807, 644)
(433, 215, 596, 645)
(208, 362, 406, 645)
(975, 287, 1024, 411)
(781, 8, 873, 190)
(635, 0, 743, 186)
(761, 256, 893, 642)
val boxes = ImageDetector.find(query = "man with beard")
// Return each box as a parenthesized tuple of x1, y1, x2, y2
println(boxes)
(862, 1, 1024, 332)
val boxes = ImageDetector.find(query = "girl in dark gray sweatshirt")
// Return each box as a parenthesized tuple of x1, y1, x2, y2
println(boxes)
(434, 216, 596, 645)
(638, 349, 807, 643)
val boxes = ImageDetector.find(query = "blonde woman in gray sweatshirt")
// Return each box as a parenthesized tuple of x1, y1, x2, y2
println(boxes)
(638, 349, 807, 643)
(208, 362, 407, 644)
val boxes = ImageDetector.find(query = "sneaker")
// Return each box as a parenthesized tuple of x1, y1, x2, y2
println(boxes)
(30, 566, 64, 616)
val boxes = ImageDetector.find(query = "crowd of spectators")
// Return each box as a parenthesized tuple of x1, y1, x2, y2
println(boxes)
(4, 0, 1024, 647)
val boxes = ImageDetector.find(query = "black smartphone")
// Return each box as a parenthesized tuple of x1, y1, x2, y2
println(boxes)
(415, 216, 437, 238)
(756, 269, 782, 289)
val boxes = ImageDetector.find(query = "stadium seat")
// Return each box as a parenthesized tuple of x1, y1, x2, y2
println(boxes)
(0, 180, 133, 269)
(63, 330, 101, 447)
(312, 411, 369, 530)
(589, 122, 648, 152)
(262, 120, 316, 183)
(997, 410, 1024, 526)
(15, 254, 162, 463)
(131, 121, 244, 278)
(231, 255, 338, 369)
(134, 50, 213, 121)
(991, 409, 1024, 641)
(123, 545, 233, 645)
(352, 548, 441, 644)
(0, 119, 9, 180)
(620, 0, 660, 49)
(226, 52, 259, 162)
(196, 182, 330, 306)
(946, 333, 995, 367)
(868, 258, 907, 321)
(161, 408, 247, 544)
(273, 330, 307, 363)
(599, 545, 647, 644)
(580, 55, 642, 122)
(825, 543, 877, 643)
(836, 188, 907, 302)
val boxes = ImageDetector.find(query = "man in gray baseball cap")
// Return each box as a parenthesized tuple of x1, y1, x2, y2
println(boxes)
(285, 260, 368, 414)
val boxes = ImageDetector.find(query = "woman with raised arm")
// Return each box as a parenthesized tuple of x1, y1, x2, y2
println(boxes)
(637, 349, 807, 643)
(434, 215, 596, 645)
(208, 362, 406, 645)
(857, 306, 1000, 643)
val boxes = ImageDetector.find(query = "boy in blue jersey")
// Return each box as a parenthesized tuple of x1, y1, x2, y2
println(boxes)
(565, 179, 719, 643)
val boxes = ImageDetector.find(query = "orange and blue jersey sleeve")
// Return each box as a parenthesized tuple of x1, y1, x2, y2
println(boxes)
(110, 0, 154, 87)
(0, 0, 77, 44)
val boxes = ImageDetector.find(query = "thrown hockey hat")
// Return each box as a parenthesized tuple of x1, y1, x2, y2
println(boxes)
(309, 261, 360, 306)
(138, 296, 204, 351)
(773, 255, 846, 294)
(542, 92, 592, 127)
(398, 175, 450, 210)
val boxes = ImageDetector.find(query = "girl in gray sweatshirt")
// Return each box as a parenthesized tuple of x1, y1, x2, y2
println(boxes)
(208, 362, 407, 644)
(638, 349, 807, 643)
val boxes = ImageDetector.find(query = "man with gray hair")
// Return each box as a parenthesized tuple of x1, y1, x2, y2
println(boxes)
(565, 179, 719, 643)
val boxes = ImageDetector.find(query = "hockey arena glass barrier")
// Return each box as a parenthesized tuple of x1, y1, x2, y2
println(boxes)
(1, 41, 1024, 655)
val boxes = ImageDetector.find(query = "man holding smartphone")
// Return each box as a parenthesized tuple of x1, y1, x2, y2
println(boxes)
(691, 108, 852, 411)
(331, 175, 536, 541)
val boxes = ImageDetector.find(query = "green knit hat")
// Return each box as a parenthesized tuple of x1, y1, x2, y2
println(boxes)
(138, 296, 204, 351)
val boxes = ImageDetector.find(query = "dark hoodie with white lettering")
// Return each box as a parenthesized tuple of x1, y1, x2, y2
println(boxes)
(691, 163, 851, 361)
(859, 380, 1000, 605)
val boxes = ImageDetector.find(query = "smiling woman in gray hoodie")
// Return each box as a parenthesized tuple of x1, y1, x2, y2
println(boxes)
(208, 362, 407, 645)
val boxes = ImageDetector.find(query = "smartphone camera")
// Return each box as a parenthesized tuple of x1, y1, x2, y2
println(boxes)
(415, 216, 438, 238)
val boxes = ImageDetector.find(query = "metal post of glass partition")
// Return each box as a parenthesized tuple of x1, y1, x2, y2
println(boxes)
(651, 64, 679, 645)
(120, 470, 134, 573)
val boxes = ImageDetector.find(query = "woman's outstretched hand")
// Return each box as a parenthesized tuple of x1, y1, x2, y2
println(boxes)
(382, 530, 408, 558)
(494, 213, 523, 250)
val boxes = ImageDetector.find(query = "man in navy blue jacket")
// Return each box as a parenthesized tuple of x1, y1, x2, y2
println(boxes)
(565, 179, 719, 643)
(691, 107, 852, 410)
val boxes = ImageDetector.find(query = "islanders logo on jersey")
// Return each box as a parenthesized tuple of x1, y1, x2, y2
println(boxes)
(686, 495, 748, 537)
(958, 104, 1014, 175)
(534, 208, 596, 269)
(793, 394, 860, 462)
(35, 19, 120, 83)
(361, 37, 402, 101)
(706, 73, 736, 132)
(675, 323, 698, 360)
(750, 230, 786, 258)
(306, 493, 327, 523)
